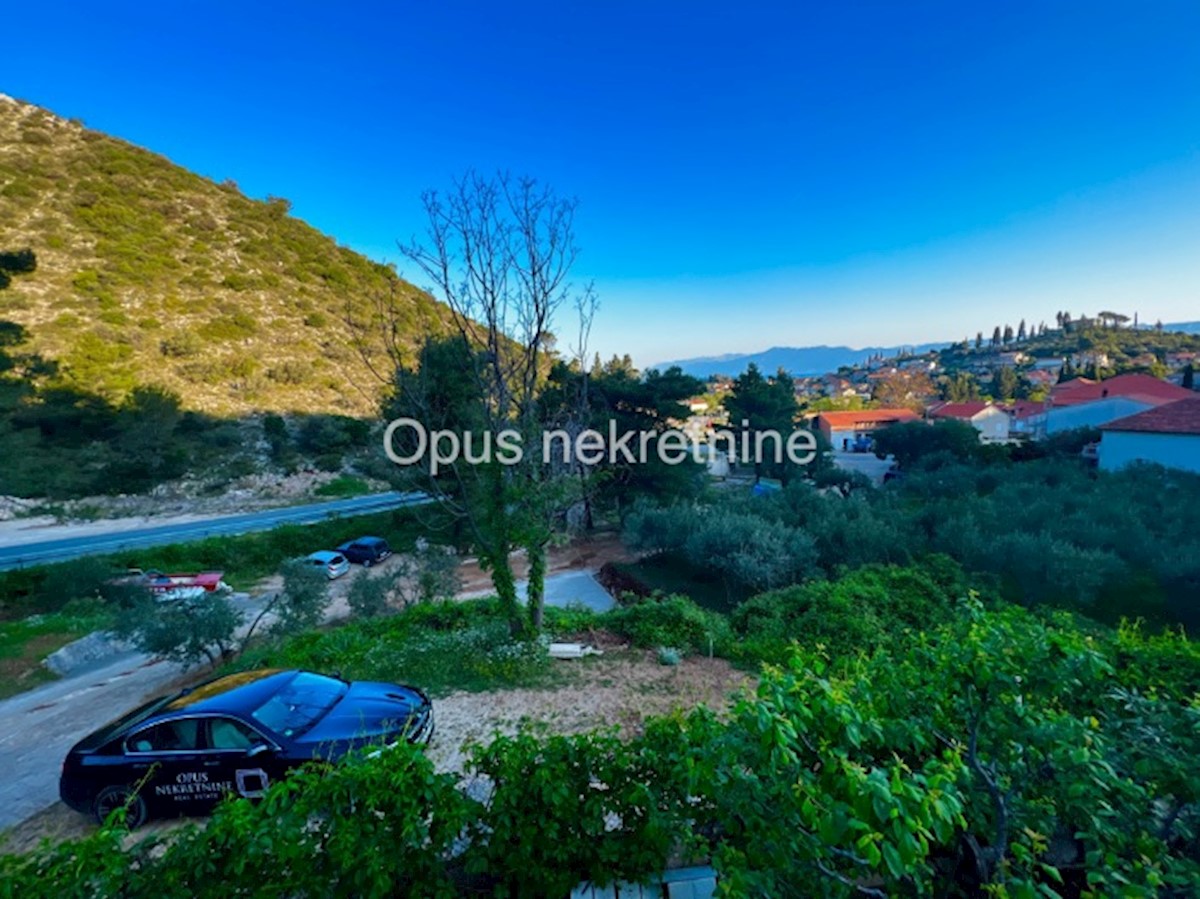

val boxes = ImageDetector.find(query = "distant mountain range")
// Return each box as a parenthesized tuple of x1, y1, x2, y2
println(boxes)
(1151, 321, 1200, 335)
(657, 322, 1200, 378)
(654, 342, 951, 379)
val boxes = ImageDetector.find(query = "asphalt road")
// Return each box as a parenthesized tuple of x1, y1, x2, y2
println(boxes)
(0, 492, 426, 571)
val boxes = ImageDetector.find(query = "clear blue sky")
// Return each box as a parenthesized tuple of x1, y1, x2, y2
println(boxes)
(4, 1, 1199, 366)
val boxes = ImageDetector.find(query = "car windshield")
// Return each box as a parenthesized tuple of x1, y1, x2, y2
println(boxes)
(249, 672, 346, 739)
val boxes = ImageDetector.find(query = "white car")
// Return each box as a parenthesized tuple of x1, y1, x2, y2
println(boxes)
(303, 551, 350, 579)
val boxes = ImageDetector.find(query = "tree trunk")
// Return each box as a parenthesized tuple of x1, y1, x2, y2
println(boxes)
(483, 550, 522, 636)
(579, 467, 594, 531)
(526, 541, 547, 633)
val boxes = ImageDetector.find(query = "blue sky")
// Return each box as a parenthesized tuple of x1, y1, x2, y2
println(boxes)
(4, 1, 1199, 366)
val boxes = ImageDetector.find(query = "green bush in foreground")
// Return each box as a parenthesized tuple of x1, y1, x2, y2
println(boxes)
(230, 598, 554, 697)
(729, 555, 966, 663)
(601, 593, 734, 657)
(5, 602, 1198, 896)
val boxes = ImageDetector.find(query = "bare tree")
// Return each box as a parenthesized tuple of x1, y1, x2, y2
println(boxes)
(354, 171, 596, 633)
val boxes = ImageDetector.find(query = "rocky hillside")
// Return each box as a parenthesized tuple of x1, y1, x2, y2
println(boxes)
(0, 94, 453, 415)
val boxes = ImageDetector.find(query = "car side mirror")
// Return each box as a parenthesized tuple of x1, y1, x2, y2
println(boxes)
(247, 742, 273, 759)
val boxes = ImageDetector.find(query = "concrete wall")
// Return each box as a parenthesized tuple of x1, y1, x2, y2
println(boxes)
(1099, 431, 1200, 474)
(971, 408, 1010, 442)
(1046, 397, 1152, 434)
(828, 427, 857, 450)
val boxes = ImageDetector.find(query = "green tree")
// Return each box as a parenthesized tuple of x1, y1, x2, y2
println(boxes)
(944, 372, 979, 402)
(543, 360, 707, 518)
(990, 365, 1018, 400)
(115, 592, 242, 668)
(1183, 363, 1195, 390)
(372, 172, 597, 634)
(725, 364, 801, 483)
(0, 247, 36, 290)
(872, 419, 982, 469)
(106, 386, 189, 490)
(246, 561, 331, 640)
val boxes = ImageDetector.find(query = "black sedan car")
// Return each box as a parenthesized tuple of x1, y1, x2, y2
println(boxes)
(60, 669, 433, 827)
(335, 536, 392, 567)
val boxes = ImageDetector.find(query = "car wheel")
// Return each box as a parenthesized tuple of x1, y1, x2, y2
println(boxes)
(93, 785, 148, 828)
(362, 559, 372, 568)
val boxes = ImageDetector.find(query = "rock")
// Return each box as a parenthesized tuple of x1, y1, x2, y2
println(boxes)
(43, 631, 136, 677)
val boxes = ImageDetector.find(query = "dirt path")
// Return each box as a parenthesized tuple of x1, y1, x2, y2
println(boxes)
(455, 532, 632, 595)
(427, 648, 750, 774)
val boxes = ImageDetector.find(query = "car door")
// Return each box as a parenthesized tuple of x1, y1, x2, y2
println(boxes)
(202, 716, 288, 801)
(124, 717, 221, 816)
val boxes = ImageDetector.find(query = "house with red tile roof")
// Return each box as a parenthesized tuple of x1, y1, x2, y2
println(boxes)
(1025, 369, 1057, 389)
(926, 401, 1011, 442)
(814, 408, 919, 451)
(1040, 374, 1194, 437)
(1098, 396, 1200, 473)
(1050, 373, 1193, 407)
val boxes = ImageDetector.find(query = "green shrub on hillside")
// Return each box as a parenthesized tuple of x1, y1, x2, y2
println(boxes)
(730, 556, 967, 663)
(603, 594, 734, 657)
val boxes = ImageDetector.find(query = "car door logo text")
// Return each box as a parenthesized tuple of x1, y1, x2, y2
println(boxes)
(155, 771, 233, 800)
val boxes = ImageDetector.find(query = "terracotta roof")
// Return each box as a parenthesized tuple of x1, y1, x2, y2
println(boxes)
(1003, 400, 1047, 420)
(927, 402, 992, 420)
(1051, 374, 1193, 407)
(816, 409, 920, 427)
(1100, 396, 1200, 435)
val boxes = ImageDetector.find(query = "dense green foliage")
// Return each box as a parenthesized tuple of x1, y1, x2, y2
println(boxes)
(724, 362, 808, 483)
(625, 460, 1200, 630)
(625, 501, 819, 603)
(229, 598, 556, 697)
(729, 555, 966, 663)
(5, 596, 1198, 897)
(541, 355, 710, 518)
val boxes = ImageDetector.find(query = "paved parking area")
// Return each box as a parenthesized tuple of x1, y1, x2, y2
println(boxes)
(832, 450, 895, 485)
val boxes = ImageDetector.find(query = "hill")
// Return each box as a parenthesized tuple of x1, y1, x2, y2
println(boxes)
(656, 341, 949, 378)
(0, 94, 453, 416)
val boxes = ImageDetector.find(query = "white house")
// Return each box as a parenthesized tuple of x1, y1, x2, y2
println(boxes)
(926, 402, 1011, 442)
(1098, 397, 1200, 473)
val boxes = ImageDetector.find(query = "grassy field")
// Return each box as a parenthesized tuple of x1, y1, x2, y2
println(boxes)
(0, 600, 111, 698)
(230, 598, 565, 698)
